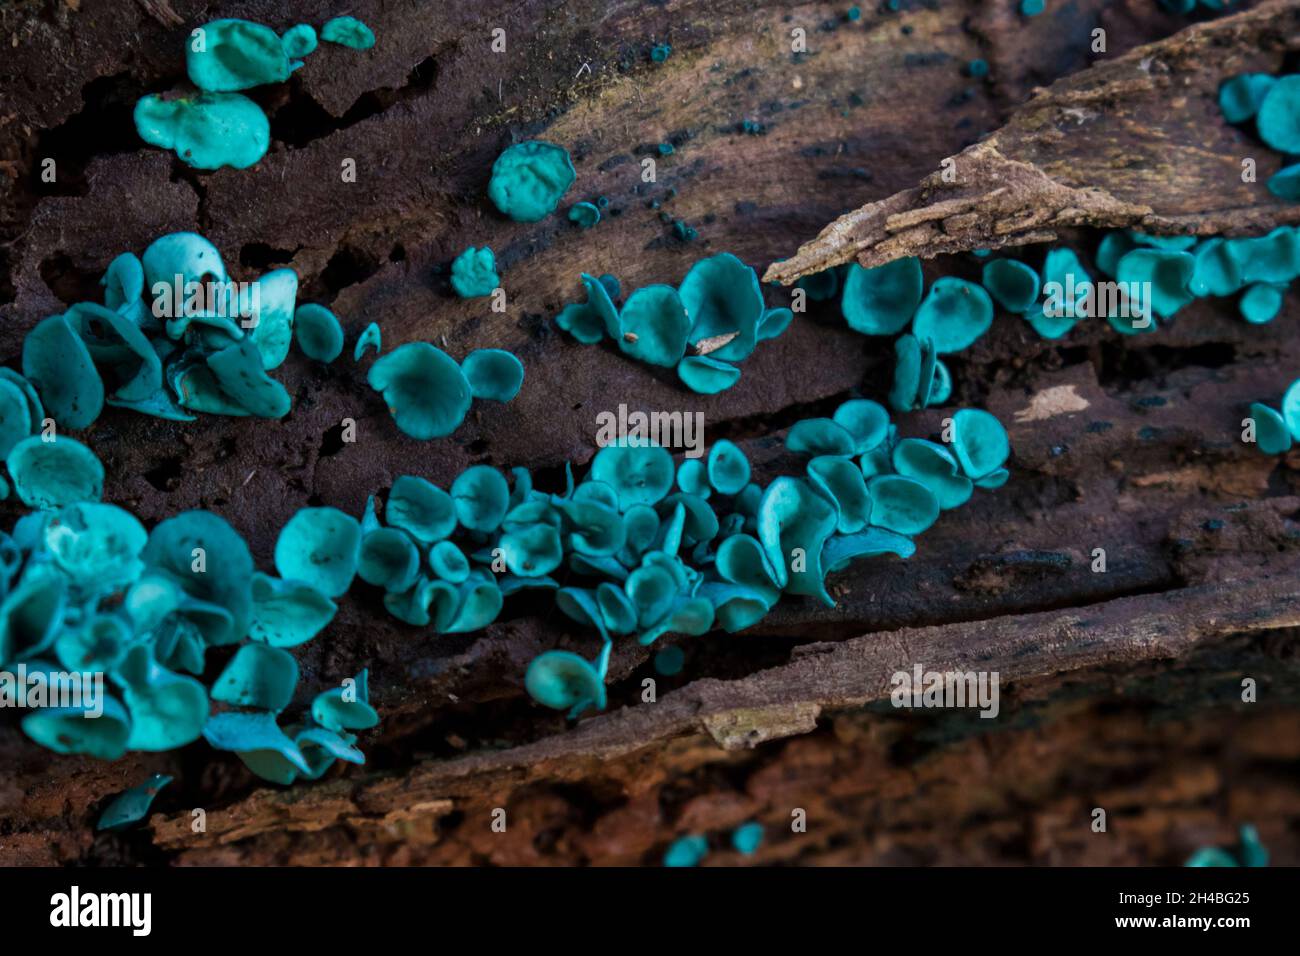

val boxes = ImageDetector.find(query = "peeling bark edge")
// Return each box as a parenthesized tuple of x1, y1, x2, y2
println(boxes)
(764, 0, 1300, 284)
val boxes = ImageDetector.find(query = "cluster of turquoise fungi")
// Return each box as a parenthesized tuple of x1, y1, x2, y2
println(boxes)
(134, 16, 374, 170)
(803, 226, 1300, 417)
(0, 436, 378, 801)
(15, 230, 520, 440)
(1218, 69, 1300, 201)
(555, 253, 794, 395)
(522, 399, 1009, 719)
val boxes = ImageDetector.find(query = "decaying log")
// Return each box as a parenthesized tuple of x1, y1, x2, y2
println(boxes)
(765, 0, 1300, 283)
(1, 0, 1299, 866)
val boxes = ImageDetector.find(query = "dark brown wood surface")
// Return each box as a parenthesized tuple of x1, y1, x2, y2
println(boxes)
(0, 0, 1297, 866)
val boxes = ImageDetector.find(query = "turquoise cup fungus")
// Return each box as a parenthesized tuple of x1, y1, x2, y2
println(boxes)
(212, 643, 299, 711)
(6, 436, 104, 509)
(1257, 75, 1300, 155)
(619, 285, 691, 367)
(274, 507, 361, 598)
(488, 141, 576, 222)
(367, 342, 473, 439)
(321, 16, 376, 49)
(386, 475, 457, 543)
(96, 774, 173, 831)
(840, 257, 923, 335)
(354, 322, 382, 360)
(134, 92, 270, 170)
(450, 247, 500, 299)
(911, 277, 993, 353)
(187, 19, 291, 92)
(294, 303, 345, 362)
(982, 258, 1041, 312)
(525, 643, 611, 719)
(1219, 73, 1276, 124)
(461, 348, 525, 402)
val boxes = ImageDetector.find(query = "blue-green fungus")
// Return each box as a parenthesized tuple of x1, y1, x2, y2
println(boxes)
(22, 314, 104, 429)
(212, 643, 299, 711)
(654, 645, 685, 676)
(429, 540, 471, 583)
(982, 258, 1041, 312)
(650, 43, 672, 63)
(867, 474, 940, 534)
(1250, 402, 1291, 455)
(461, 348, 525, 402)
(294, 303, 345, 362)
(321, 16, 376, 50)
(1020, 0, 1045, 14)
(732, 821, 765, 855)
(357, 527, 421, 592)
(664, 834, 708, 867)
(833, 399, 890, 454)
(202, 710, 309, 785)
(950, 408, 1011, 480)
(117, 646, 209, 751)
(591, 442, 676, 510)
(912, 277, 993, 353)
(1281, 378, 1300, 441)
(274, 507, 361, 598)
(1267, 163, 1300, 202)
(893, 438, 973, 510)
(1257, 75, 1300, 154)
(7, 436, 104, 509)
(840, 256, 923, 336)
(619, 285, 691, 367)
(525, 643, 611, 719)
(556, 272, 621, 344)
(451, 465, 511, 533)
(677, 355, 741, 393)
(367, 342, 473, 439)
(450, 246, 500, 298)
(281, 24, 318, 61)
(808, 456, 872, 533)
(134, 92, 270, 170)
(187, 19, 291, 91)
(96, 774, 174, 831)
(1240, 283, 1285, 324)
(387, 475, 457, 543)
(354, 322, 382, 360)
(1115, 248, 1194, 322)
(249, 573, 338, 648)
(1219, 73, 1276, 124)
(680, 253, 768, 362)
(568, 202, 601, 228)
(707, 440, 751, 495)
(312, 669, 381, 732)
(757, 477, 837, 604)
(488, 141, 576, 222)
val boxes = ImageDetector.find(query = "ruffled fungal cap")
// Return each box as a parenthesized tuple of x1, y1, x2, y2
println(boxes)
(7, 436, 104, 509)
(1219, 73, 1276, 124)
(619, 285, 691, 367)
(911, 277, 993, 353)
(679, 252, 765, 362)
(677, 355, 740, 394)
(950, 408, 1010, 480)
(187, 19, 291, 91)
(450, 247, 500, 299)
(981, 258, 1040, 312)
(451, 466, 511, 532)
(488, 141, 576, 222)
(840, 256, 923, 335)
(211, 643, 299, 711)
(461, 348, 525, 402)
(96, 774, 174, 831)
(134, 92, 270, 170)
(525, 645, 610, 718)
(367, 342, 472, 439)
(386, 475, 457, 543)
(274, 507, 362, 598)
(1257, 75, 1300, 154)
(321, 16, 376, 49)
(590, 443, 675, 510)
(22, 314, 104, 429)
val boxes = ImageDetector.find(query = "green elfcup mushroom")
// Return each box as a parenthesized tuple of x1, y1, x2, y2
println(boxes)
(368, 342, 472, 439)
(911, 277, 993, 353)
(202, 710, 310, 785)
(807, 455, 873, 533)
(1189, 238, 1245, 298)
(1281, 378, 1300, 441)
(23, 691, 132, 761)
(22, 314, 104, 429)
(590, 442, 676, 509)
(949, 408, 1010, 480)
(321, 15, 376, 49)
(97, 773, 174, 831)
(142, 231, 227, 292)
(42, 501, 147, 592)
(293, 725, 364, 780)
(677, 458, 709, 498)
(212, 643, 300, 711)
(1239, 283, 1285, 324)
(233, 268, 298, 369)
(822, 527, 916, 571)
(451, 465, 511, 532)
(357, 527, 421, 592)
(450, 247, 500, 298)
(786, 417, 856, 457)
(205, 337, 292, 418)
(55, 613, 131, 674)
(706, 439, 751, 495)
(677, 355, 741, 394)
(556, 272, 621, 344)
(525, 642, 611, 718)
(0, 574, 67, 663)
(0, 376, 36, 458)
(115, 645, 209, 751)
(1225, 227, 1300, 285)
(461, 348, 524, 402)
(1096, 232, 1136, 278)
(1115, 248, 1195, 321)
(66, 301, 162, 403)
(281, 24, 318, 62)
(134, 92, 270, 169)
(312, 669, 381, 732)
(187, 19, 291, 91)
(275, 507, 362, 598)
(1268, 163, 1300, 201)
(386, 475, 457, 543)
(1256, 75, 1300, 154)
(141, 510, 254, 644)
(1219, 73, 1276, 124)
(679, 252, 765, 362)
(756, 476, 838, 604)
(1250, 402, 1291, 455)
(568, 202, 601, 228)
(6, 435, 104, 509)
(294, 303, 345, 361)
(840, 257, 923, 336)
(248, 572, 338, 648)
(619, 285, 691, 367)
(488, 141, 576, 222)
(428, 540, 471, 583)
(982, 259, 1040, 312)
(892, 438, 973, 509)
(832, 399, 890, 454)
(867, 474, 940, 535)
(354, 322, 382, 360)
